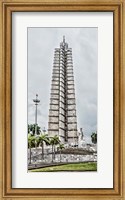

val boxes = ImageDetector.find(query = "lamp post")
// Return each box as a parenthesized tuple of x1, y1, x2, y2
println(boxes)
(33, 94, 40, 152)
(33, 94, 40, 136)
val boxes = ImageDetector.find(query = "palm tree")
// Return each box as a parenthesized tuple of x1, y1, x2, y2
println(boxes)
(38, 134, 50, 160)
(28, 134, 35, 164)
(58, 143, 65, 162)
(91, 132, 97, 144)
(50, 138, 54, 162)
(50, 135, 60, 162)
(28, 124, 41, 135)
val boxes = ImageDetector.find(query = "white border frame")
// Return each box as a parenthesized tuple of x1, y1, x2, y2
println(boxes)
(12, 12, 113, 188)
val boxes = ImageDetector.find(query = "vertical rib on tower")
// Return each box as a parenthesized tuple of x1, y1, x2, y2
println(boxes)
(48, 37, 78, 144)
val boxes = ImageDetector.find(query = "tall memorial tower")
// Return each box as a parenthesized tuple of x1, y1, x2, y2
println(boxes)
(48, 36, 78, 144)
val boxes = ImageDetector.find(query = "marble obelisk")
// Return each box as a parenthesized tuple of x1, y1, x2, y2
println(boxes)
(48, 36, 78, 144)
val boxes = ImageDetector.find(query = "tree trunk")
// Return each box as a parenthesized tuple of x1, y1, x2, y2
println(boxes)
(52, 145, 53, 162)
(42, 143, 44, 160)
(53, 145, 55, 160)
(29, 147, 31, 164)
(60, 150, 61, 162)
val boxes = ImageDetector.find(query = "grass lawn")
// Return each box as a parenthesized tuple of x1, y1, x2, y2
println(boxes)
(30, 162, 97, 172)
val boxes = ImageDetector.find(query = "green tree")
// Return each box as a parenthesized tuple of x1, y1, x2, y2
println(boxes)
(91, 132, 97, 144)
(28, 124, 41, 135)
(58, 143, 65, 162)
(28, 134, 35, 164)
(38, 134, 50, 160)
(50, 135, 60, 162)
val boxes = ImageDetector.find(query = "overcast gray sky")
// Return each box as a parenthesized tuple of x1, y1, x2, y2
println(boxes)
(28, 27, 97, 142)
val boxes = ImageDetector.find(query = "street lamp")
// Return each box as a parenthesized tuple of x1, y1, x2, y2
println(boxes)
(33, 94, 40, 136)
(33, 94, 40, 159)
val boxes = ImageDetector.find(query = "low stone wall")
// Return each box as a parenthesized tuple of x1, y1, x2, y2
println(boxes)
(28, 146, 97, 165)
